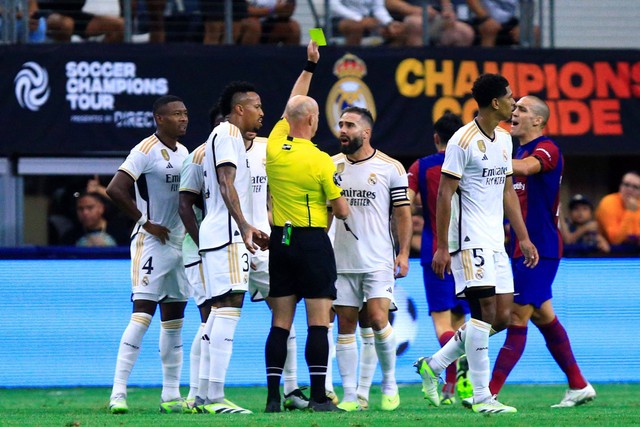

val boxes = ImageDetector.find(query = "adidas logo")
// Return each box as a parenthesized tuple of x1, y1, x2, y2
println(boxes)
(386, 287, 393, 293)
(234, 230, 240, 236)
(481, 154, 488, 161)
(205, 404, 251, 414)
(464, 236, 470, 242)
(166, 162, 173, 168)
(282, 144, 292, 150)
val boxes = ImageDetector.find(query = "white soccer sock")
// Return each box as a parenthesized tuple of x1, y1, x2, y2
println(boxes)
(430, 322, 467, 375)
(357, 327, 377, 400)
(207, 307, 240, 403)
(160, 318, 184, 402)
(325, 322, 336, 393)
(197, 309, 216, 400)
(465, 318, 492, 404)
(336, 333, 358, 401)
(283, 323, 299, 395)
(111, 313, 152, 398)
(374, 323, 397, 395)
(188, 323, 204, 400)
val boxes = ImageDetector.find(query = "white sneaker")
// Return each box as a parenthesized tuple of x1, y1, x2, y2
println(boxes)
(472, 395, 517, 413)
(551, 383, 596, 408)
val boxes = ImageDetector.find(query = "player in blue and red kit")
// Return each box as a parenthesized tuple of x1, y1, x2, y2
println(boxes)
(408, 113, 470, 405)
(489, 95, 596, 407)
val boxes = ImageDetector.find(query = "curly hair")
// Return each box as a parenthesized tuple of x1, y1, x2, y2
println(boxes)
(471, 74, 509, 108)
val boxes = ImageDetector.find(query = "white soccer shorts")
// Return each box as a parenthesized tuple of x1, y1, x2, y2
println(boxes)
(185, 259, 207, 306)
(248, 250, 269, 302)
(451, 248, 514, 297)
(334, 269, 395, 309)
(130, 232, 189, 302)
(202, 242, 250, 299)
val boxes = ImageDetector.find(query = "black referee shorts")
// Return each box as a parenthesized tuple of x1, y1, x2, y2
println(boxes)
(268, 226, 337, 300)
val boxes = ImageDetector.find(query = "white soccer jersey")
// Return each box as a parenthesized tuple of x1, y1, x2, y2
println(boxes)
(442, 120, 513, 253)
(332, 150, 410, 273)
(179, 143, 206, 266)
(118, 134, 189, 248)
(199, 121, 253, 251)
(247, 137, 270, 233)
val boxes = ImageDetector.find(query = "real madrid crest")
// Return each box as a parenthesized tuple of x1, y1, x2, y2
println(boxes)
(477, 140, 486, 153)
(161, 148, 170, 161)
(326, 54, 377, 138)
(368, 173, 377, 185)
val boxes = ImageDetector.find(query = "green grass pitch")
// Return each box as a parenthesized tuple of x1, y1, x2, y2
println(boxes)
(1, 383, 638, 426)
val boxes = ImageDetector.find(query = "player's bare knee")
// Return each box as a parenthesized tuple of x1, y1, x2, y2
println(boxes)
(367, 311, 389, 331)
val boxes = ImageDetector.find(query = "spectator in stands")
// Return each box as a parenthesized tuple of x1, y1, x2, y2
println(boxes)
(329, 0, 406, 46)
(61, 192, 130, 246)
(562, 194, 610, 257)
(596, 171, 640, 253)
(247, 0, 300, 45)
(464, 0, 538, 47)
(45, 0, 124, 43)
(0, 0, 46, 42)
(145, 0, 166, 42)
(201, 0, 261, 44)
(385, 0, 473, 47)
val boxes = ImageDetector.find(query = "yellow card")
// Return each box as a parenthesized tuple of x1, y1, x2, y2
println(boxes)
(309, 28, 327, 46)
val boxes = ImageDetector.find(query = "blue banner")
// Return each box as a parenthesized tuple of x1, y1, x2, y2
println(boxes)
(1, 258, 638, 387)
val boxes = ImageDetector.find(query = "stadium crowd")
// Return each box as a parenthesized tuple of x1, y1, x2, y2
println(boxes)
(4, 0, 537, 47)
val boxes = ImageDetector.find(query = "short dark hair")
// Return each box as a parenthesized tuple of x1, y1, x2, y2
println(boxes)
(208, 104, 223, 131)
(569, 194, 593, 210)
(341, 106, 374, 128)
(472, 74, 509, 108)
(218, 81, 257, 117)
(153, 95, 183, 115)
(434, 113, 463, 145)
(75, 191, 107, 206)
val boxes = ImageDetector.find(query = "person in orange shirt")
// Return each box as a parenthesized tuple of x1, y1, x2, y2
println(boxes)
(595, 171, 640, 250)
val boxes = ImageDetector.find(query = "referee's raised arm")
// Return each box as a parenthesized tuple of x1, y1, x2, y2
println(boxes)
(285, 40, 320, 110)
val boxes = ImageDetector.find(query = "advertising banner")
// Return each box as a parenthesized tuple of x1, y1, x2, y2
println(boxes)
(2, 44, 639, 157)
(1, 257, 638, 387)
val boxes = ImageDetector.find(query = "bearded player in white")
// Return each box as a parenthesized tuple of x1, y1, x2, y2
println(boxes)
(414, 74, 539, 414)
(107, 95, 191, 414)
(198, 82, 270, 414)
(331, 106, 412, 412)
